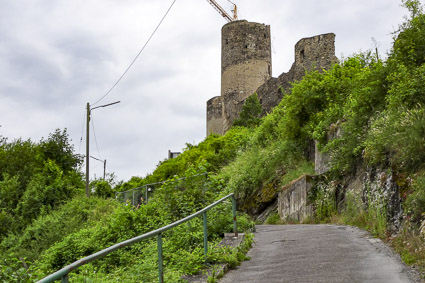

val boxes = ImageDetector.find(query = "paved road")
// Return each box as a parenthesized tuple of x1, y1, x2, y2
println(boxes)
(220, 225, 422, 283)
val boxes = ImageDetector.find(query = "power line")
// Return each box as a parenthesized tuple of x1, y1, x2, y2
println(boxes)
(91, 0, 177, 106)
(90, 161, 103, 172)
(78, 111, 86, 154)
(91, 115, 102, 160)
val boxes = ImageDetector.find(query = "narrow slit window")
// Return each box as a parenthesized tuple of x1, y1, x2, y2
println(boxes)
(300, 49, 305, 62)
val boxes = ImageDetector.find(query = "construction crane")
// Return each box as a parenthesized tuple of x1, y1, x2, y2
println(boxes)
(206, 0, 238, 22)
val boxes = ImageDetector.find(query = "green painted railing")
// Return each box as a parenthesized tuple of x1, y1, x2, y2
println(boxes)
(37, 193, 238, 283)
(115, 173, 208, 206)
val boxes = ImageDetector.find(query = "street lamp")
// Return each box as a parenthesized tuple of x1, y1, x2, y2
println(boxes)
(86, 101, 120, 197)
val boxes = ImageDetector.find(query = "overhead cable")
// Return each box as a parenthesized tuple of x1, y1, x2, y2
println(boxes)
(92, 0, 177, 106)
(91, 116, 102, 160)
(78, 111, 86, 154)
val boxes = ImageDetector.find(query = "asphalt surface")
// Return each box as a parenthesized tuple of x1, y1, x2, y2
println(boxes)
(219, 225, 422, 283)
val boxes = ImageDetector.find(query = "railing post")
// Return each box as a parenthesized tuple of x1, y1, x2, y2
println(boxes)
(157, 233, 164, 283)
(61, 274, 68, 283)
(132, 189, 135, 206)
(203, 211, 208, 261)
(232, 195, 238, 237)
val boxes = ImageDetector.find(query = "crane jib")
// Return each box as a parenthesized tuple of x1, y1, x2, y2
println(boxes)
(206, 0, 238, 22)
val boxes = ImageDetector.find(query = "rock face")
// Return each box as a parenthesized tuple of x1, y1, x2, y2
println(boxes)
(206, 20, 337, 136)
(278, 175, 314, 222)
(362, 168, 403, 232)
(276, 155, 403, 229)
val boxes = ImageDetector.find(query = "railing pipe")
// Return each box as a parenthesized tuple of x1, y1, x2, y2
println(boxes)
(203, 211, 208, 260)
(116, 173, 208, 196)
(157, 233, 163, 283)
(37, 193, 236, 283)
(232, 195, 238, 237)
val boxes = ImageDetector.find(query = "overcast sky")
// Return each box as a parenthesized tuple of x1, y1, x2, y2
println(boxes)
(0, 0, 408, 182)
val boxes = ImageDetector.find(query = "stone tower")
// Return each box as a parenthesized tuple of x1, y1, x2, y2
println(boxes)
(206, 21, 337, 136)
(207, 20, 272, 135)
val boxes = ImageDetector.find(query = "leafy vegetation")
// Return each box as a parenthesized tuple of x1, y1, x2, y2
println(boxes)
(233, 93, 262, 128)
(0, 128, 254, 282)
(0, 129, 83, 237)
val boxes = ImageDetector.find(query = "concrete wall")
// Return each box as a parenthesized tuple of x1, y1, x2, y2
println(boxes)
(278, 175, 313, 222)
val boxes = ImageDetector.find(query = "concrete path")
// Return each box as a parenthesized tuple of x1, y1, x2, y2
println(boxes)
(219, 225, 422, 283)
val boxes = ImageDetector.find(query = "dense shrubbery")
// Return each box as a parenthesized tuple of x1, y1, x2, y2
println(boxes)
(0, 128, 254, 282)
(115, 127, 251, 192)
(25, 165, 252, 282)
(0, 129, 84, 237)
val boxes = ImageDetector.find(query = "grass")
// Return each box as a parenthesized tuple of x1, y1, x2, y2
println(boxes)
(390, 223, 425, 277)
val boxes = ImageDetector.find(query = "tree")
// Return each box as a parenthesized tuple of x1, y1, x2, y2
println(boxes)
(390, 0, 425, 67)
(0, 129, 85, 232)
(39, 129, 83, 173)
(233, 93, 262, 128)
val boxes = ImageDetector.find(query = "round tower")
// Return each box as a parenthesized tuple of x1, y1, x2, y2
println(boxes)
(221, 20, 271, 131)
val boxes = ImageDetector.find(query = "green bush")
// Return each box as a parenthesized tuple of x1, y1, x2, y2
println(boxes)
(264, 213, 282, 225)
(233, 93, 262, 128)
(1, 196, 118, 263)
(405, 173, 425, 223)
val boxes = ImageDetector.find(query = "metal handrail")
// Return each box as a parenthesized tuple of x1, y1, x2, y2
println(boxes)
(115, 173, 208, 206)
(37, 193, 237, 283)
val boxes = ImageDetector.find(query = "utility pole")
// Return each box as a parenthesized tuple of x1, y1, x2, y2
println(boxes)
(86, 103, 90, 197)
(85, 101, 120, 197)
(103, 159, 106, 180)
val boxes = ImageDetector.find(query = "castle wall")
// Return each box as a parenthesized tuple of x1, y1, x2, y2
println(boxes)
(291, 33, 337, 82)
(206, 96, 223, 135)
(257, 33, 337, 115)
(255, 77, 281, 115)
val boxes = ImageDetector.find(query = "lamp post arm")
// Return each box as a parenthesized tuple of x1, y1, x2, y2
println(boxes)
(91, 101, 121, 111)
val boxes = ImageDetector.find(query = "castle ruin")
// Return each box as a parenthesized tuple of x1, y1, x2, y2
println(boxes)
(206, 20, 338, 135)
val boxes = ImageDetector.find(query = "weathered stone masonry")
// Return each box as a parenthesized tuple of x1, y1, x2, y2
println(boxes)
(206, 20, 338, 135)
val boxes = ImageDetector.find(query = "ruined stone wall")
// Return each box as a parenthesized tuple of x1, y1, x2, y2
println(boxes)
(206, 96, 224, 135)
(257, 33, 338, 115)
(291, 33, 338, 81)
